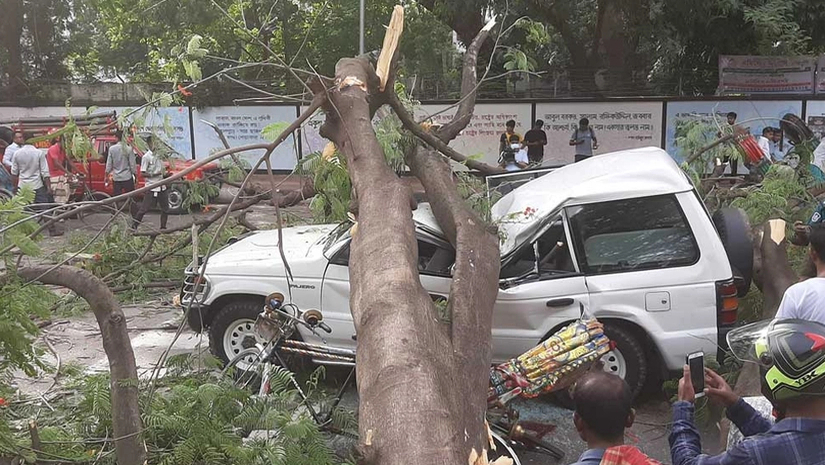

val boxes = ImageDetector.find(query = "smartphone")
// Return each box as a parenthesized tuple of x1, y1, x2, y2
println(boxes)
(686, 351, 705, 398)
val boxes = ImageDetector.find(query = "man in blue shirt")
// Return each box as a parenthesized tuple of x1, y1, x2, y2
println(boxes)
(569, 371, 660, 464)
(670, 319, 825, 465)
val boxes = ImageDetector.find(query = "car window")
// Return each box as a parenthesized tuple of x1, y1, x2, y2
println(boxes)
(567, 194, 699, 274)
(329, 236, 455, 277)
(500, 217, 576, 280)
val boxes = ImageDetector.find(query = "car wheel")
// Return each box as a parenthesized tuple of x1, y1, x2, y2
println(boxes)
(712, 208, 753, 297)
(209, 300, 264, 366)
(601, 324, 647, 398)
(550, 322, 648, 408)
(165, 184, 188, 215)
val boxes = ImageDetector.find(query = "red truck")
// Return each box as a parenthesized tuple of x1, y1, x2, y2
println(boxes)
(1, 112, 223, 213)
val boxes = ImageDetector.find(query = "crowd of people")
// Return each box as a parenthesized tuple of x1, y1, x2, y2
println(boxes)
(0, 129, 168, 232)
(496, 117, 599, 171)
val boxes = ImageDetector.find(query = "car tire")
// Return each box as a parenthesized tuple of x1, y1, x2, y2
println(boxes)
(165, 184, 188, 215)
(209, 300, 263, 365)
(549, 322, 648, 408)
(712, 208, 753, 297)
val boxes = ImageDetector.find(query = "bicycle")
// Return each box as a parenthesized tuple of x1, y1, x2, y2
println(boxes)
(66, 173, 114, 221)
(221, 293, 566, 464)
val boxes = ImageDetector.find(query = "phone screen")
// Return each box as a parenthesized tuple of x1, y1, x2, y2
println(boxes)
(688, 353, 705, 395)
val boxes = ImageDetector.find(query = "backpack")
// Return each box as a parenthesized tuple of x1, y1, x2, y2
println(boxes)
(574, 127, 594, 141)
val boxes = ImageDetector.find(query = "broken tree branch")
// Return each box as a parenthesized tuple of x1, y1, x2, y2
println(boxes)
(437, 18, 497, 143)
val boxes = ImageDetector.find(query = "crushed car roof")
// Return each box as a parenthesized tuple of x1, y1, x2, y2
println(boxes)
(491, 147, 695, 256)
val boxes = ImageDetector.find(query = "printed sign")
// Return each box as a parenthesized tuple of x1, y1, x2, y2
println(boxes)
(535, 102, 663, 165)
(665, 100, 803, 162)
(97, 106, 193, 159)
(415, 103, 533, 169)
(193, 106, 298, 170)
(718, 55, 817, 95)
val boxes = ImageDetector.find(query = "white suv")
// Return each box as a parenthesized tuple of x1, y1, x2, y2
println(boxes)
(179, 147, 752, 397)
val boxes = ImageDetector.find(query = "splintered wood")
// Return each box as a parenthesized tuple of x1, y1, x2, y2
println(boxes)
(768, 219, 786, 245)
(469, 447, 513, 465)
(375, 5, 404, 91)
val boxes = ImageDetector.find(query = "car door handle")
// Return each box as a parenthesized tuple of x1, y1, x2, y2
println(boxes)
(546, 298, 575, 308)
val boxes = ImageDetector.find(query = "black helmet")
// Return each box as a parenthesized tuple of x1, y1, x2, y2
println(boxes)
(727, 319, 825, 402)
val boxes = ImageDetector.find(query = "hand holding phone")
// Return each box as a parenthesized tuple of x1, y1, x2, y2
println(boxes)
(687, 351, 705, 398)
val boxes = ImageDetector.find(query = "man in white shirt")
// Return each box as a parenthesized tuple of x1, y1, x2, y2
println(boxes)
(11, 134, 60, 235)
(3, 132, 24, 170)
(757, 127, 773, 160)
(131, 136, 168, 231)
(776, 224, 825, 325)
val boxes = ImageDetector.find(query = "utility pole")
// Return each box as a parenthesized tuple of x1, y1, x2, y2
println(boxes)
(359, 0, 365, 54)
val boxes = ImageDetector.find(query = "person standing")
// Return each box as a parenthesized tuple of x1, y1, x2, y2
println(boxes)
(3, 132, 24, 171)
(11, 133, 59, 235)
(776, 224, 825, 324)
(46, 136, 72, 204)
(499, 119, 521, 154)
(131, 136, 168, 231)
(757, 127, 773, 160)
(523, 119, 548, 164)
(721, 112, 740, 175)
(771, 127, 787, 161)
(570, 118, 598, 163)
(105, 129, 136, 197)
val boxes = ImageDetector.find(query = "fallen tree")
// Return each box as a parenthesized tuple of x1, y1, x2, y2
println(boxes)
(316, 7, 503, 464)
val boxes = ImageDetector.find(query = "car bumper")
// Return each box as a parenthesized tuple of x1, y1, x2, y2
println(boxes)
(717, 325, 733, 363)
(174, 294, 211, 333)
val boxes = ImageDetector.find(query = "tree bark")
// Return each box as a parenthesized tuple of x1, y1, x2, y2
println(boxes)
(0, 0, 25, 97)
(17, 266, 144, 465)
(731, 221, 796, 401)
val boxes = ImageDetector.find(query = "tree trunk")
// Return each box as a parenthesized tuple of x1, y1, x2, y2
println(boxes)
(317, 7, 501, 463)
(0, 0, 25, 97)
(733, 221, 799, 398)
(18, 266, 145, 465)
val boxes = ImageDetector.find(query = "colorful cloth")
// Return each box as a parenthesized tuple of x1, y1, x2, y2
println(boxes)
(488, 318, 611, 403)
(600, 446, 662, 465)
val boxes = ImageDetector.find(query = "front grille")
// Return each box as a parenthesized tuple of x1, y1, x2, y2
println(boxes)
(181, 261, 209, 306)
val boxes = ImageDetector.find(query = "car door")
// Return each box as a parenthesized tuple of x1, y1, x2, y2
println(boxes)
(491, 213, 590, 362)
(319, 228, 455, 352)
(565, 193, 717, 371)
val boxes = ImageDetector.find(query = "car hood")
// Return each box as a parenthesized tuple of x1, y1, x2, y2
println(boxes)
(201, 225, 335, 276)
(491, 147, 694, 256)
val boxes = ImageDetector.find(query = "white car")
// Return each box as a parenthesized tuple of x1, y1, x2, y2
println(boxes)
(179, 147, 752, 397)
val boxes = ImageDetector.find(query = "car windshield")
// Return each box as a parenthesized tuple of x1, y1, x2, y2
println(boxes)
(322, 222, 352, 256)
